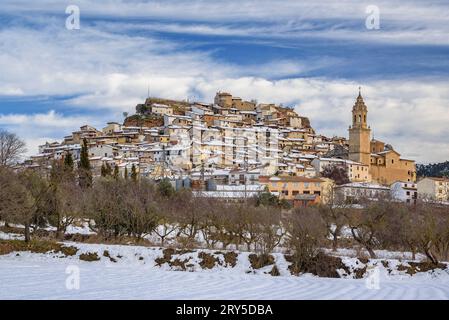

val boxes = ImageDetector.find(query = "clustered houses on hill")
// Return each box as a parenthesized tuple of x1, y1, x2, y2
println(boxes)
(22, 90, 438, 207)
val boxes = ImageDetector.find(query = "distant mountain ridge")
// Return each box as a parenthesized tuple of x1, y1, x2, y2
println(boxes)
(417, 161, 449, 178)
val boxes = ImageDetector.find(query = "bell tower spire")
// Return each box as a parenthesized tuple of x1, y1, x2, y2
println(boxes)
(349, 88, 371, 166)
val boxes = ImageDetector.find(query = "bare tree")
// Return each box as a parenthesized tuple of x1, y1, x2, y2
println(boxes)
(411, 202, 449, 265)
(154, 207, 178, 246)
(0, 168, 48, 242)
(0, 129, 27, 167)
(47, 161, 81, 239)
(123, 179, 159, 242)
(257, 206, 286, 255)
(321, 164, 350, 185)
(317, 186, 349, 251)
(345, 197, 392, 259)
(286, 206, 327, 272)
(0, 167, 33, 239)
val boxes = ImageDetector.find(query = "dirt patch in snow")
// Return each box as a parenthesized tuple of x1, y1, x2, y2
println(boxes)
(79, 252, 100, 262)
(0, 240, 77, 257)
(248, 254, 275, 269)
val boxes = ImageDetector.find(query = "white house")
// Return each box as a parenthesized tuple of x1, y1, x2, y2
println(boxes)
(334, 182, 390, 202)
(311, 157, 371, 182)
(417, 177, 449, 202)
(390, 181, 418, 204)
(151, 103, 173, 116)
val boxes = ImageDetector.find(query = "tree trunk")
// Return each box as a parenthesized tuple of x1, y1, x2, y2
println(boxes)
(366, 246, 377, 259)
(24, 222, 31, 243)
(332, 235, 338, 252)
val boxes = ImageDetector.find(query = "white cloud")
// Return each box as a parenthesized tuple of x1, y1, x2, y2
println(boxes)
(2, 0, 449, 45)
(0, 1, 448, 163)
(0, 110, 102, 156)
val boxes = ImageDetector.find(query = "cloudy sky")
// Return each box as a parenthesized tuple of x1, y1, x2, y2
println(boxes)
(0, 0, 448, 163)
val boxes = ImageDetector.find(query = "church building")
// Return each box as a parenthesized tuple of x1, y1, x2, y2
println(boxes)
(348, 89, 416, 185)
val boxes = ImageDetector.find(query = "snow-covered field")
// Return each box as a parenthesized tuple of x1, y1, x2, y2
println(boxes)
(1, 242, 449, 300)
(1, 257, 449, 300)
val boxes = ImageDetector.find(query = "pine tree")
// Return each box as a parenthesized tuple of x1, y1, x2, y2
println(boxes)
(78, 138, 92, 188)
(131, 164, 138, 182)
(63, 152, 74, 171)
(105, 162, 112, 176)
(101, 162, 112, 177)
(101, 163, 107, 177)
(113, 165, 119, 180)
(124, 166, 128, 180)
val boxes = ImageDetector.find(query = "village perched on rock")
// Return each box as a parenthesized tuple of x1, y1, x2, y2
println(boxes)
(20, 90, 448, 206)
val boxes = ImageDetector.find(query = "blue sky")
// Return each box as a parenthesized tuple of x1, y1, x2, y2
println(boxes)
(0, 0, 448, 163)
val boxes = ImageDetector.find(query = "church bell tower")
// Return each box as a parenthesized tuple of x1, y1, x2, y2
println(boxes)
(348, 88, 371, 166)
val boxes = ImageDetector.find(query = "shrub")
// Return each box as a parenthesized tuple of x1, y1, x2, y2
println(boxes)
(60, 246, 78, 256)
(223, 252, 238, 268)
(0, 240, 63, 255)
(286, 252, 350, 278)
(269, 265, 280, 276)
(248, 253, 275, 269)
(79, 252, 100, 262)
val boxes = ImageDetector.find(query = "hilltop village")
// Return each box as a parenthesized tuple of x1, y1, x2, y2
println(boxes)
(22, 90, 438, 206)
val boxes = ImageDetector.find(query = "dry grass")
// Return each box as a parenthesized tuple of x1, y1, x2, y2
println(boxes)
(0, 239, 77, 257)
(79, 252, 100, 262)
(248, 254, 275, 269)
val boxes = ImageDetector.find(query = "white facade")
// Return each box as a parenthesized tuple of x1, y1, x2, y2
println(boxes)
(417, 177, 449, 202)
(390, 181, 418, 204)
(335, 182, 390, 202)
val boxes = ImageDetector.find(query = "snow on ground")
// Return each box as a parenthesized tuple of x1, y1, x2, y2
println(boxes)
(1, 242, 448, 300)
(0, 231, 24, 240)
(1, 257, 448, 300)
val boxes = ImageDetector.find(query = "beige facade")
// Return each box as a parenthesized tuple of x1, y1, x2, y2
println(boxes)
(370, 150, 415, 184)
(260, 175, 332, 205)
(417, 177, 449, 202)
(348, 90, 416, 185)
(348, 92, 371, 166)
(151, 104, 173, 116)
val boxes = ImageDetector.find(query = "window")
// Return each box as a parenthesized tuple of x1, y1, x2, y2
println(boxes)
(304, 183, 309, 189)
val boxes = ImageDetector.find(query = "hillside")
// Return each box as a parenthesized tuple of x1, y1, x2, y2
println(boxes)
(417, 161, 449, 178)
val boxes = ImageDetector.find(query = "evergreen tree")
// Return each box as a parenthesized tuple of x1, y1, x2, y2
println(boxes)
(113, 165, 119, 180)
(61, 152, 75, 182)
(124, 166, 128, 180)
(78, 138, 92, 188)
(131, 164, 138, 182)
(101, 163, 107, 177)
(63, 152, 74, 171)
(158, 178, 174, 198)
(105, 162, 112, 176)
(101, 162, 112, 177)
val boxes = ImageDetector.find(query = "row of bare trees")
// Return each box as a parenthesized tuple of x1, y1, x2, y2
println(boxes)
(1, 164, 449, 265)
